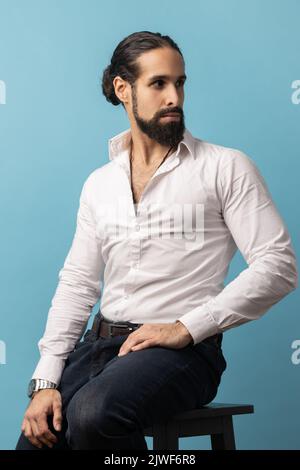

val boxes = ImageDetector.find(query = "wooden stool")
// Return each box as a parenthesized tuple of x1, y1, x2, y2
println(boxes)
(144, 402, 254, 450)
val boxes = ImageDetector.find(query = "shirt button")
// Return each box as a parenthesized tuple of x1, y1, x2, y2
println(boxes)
(135, 225, 140, 231)
(124, 294, 129, 299)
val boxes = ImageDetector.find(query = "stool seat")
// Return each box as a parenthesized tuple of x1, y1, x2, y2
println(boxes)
(144, 402, 254, 450)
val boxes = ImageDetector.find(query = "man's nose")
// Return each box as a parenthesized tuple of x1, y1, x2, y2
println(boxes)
(164, 84, 181, 107)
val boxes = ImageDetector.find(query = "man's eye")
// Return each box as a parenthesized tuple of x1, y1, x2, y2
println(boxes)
(153, 80, 165, 88)
(152, 80, 185, 88)
(176, 79, 186, 88)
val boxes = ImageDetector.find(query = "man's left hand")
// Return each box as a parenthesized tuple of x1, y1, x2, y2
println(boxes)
(117, 321, 193, 357)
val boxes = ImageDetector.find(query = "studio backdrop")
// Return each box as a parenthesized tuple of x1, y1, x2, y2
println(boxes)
(0, 0, 299, 450)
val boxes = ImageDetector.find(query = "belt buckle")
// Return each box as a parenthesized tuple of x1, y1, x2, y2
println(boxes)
(108, 323, 134, 338)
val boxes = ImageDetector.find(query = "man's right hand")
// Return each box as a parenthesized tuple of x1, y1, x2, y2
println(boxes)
(21, 389, 63, 449)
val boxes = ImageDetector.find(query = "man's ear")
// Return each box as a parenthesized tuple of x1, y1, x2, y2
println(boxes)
(113, 76, 130, 106)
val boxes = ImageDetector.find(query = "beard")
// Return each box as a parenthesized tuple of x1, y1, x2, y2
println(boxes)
(131, 85, 185, 148)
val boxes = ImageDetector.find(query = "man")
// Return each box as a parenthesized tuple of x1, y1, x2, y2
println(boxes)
(16, 31, 297, 450)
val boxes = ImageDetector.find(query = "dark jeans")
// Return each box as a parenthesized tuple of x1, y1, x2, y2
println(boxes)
(16, 315, 227, 450)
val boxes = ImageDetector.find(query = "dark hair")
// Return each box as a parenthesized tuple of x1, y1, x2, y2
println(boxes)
(101, 31, 183, 107)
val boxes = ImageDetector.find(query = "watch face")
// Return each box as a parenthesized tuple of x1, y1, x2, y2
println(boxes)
(27, 379, 36, 397)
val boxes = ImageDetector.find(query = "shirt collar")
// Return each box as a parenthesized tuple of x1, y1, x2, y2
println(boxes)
(108, 127, 196, 161)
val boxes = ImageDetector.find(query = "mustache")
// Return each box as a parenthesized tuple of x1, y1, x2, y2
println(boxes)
(158, 108, 183, 118)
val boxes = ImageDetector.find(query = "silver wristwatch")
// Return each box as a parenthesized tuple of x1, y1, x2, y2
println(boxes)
(27, 378, 57, 398)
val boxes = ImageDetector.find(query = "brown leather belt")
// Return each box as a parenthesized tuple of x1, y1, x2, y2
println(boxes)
(91, 311, 222, 347)
(91, 312, 142, 338)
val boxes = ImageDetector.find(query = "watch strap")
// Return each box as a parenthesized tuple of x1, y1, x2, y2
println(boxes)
(28, 378, 57, 398)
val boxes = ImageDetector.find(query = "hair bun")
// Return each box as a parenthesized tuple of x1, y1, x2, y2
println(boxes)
(101, 64, 120, 106)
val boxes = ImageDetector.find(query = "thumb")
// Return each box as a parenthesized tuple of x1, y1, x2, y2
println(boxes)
(52, 402, 62, 432)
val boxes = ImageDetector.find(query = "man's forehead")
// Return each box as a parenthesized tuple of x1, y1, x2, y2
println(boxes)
(137, 48, 184, 78)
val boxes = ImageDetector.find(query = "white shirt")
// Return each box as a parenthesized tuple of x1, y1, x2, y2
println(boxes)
(32, 127, 298, 385)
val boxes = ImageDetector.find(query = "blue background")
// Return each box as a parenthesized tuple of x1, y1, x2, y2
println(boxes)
(0, 0, 299, 450)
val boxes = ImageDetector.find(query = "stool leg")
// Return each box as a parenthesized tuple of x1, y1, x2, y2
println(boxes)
(152, 421, 179, 450)
(210, 416, 236, 450)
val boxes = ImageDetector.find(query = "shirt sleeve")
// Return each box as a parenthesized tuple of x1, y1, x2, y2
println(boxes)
(31, 174, 105, 385)
(178, 150, 298, 345)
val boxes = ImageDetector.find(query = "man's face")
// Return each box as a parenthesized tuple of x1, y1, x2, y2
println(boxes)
(129, 47, 186, 148)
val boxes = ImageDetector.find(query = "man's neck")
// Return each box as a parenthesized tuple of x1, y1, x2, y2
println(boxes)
(129, 125, 174, 167)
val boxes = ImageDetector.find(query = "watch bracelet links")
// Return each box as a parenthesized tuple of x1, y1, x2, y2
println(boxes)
(32, 378, 57, 395)
(37, 378, 57, 388)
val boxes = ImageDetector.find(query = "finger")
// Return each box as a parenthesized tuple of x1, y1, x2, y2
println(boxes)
(53, 401, 63, 432)
(33, 416, 57, 448)
(31, 419, 51, 448)
(24, 420, 43, 449)
(37, 413, 58, 445)
(21, 418, 27, 434)
(118, 335, 144, 356)
(131, 339, 155, 351)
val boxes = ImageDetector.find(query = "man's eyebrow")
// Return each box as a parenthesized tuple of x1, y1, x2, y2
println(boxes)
(147, 74, 187, 83)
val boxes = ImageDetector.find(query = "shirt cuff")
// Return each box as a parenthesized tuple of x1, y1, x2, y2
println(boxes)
(178, 304, 220, 345)
(31, 356, 67, 386)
